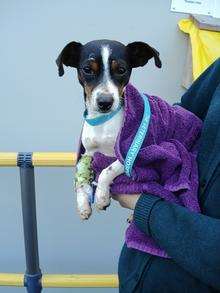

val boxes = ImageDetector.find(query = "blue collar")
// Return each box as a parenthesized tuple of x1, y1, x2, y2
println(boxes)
(83, 104, 122, 126)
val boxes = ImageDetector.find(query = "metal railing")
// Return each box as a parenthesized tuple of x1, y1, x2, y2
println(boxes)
(0, 152, 118, 292)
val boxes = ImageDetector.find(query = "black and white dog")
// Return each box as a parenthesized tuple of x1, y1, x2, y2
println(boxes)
(56, 40, 161, 219)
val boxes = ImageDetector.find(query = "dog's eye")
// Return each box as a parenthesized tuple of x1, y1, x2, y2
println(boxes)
(116, 66, 127, 75)
(82, 66, 94, 75)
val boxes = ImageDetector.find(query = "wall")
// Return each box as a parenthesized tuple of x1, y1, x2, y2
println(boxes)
(0, 1, 187, 292)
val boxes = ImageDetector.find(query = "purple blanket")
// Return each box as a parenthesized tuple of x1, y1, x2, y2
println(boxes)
(81, 83, 202, 258)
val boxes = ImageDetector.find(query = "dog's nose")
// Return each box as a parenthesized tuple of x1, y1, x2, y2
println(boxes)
(97, 95, 114, 112)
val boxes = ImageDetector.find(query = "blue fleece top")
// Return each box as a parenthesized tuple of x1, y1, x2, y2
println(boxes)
(118, 59, 220, 293)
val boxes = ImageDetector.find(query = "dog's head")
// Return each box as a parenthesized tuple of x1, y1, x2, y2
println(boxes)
(56, 40, 161, 114)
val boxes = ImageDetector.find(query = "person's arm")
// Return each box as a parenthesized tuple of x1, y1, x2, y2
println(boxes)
(113, 192, 220, 289)
(134, 58, 220, 288)
(113, 59, 220, 288)
(134, 194, 220, 289)
(179, 58, 220, 121)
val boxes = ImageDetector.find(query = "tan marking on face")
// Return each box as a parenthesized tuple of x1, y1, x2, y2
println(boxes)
(84, 83, 94, 99)
(111, 60, 125, 97)
(90, 59, 99, 74)
(118, 85, 124, 97)
(111, 60, 118, 72)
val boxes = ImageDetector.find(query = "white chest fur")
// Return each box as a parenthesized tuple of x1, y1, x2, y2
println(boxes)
(82, 108, 124, 157)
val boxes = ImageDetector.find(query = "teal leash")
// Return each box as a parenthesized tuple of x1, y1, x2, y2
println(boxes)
(124, 93, 151, 177)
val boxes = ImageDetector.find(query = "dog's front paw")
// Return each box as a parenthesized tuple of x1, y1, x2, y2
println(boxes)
(76, 184, 93, 220)
(95, 185, 111, 211)
(78, 207, 92, 220)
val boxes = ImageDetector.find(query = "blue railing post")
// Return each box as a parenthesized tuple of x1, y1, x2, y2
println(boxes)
(18, 152, 42, 293)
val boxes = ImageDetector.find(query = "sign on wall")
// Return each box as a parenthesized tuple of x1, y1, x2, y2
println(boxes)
(213, 0, 220, 18)
(171, 0, 214, 16)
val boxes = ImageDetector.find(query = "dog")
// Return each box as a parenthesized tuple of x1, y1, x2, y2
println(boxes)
(56, 40, 162, 220)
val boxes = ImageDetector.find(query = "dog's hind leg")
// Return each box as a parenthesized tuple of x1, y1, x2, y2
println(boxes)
(95, 160, 124, 210)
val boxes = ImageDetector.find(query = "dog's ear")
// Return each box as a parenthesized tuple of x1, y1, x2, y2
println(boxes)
(56, 41, 82, 76)
(126, 42, 162, 68)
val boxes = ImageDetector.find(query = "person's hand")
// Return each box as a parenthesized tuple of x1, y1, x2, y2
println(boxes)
(111, 194, 141, 210)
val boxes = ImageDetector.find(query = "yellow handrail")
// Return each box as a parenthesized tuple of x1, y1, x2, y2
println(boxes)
(0, 273, 119, 288)
(0, 152, 77, 167)
(0, 153, 119, 289)
(42, 274, 119, 288)
(0, 153, 18, 166)
(0, 274, 23, 287)
(32, 152, 77, 166)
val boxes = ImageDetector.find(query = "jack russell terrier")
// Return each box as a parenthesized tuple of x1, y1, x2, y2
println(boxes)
(56, 40, 201, 231)
(56, 39, 162, 220)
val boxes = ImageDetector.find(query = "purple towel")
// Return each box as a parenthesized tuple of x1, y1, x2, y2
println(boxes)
(80, 83, 202, 258)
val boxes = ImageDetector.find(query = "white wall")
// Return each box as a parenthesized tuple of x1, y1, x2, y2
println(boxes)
(0, 1, 187, 292)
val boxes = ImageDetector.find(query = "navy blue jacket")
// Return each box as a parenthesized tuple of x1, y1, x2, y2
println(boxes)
(118, 59, 220, 292)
